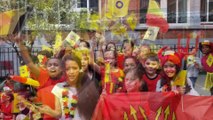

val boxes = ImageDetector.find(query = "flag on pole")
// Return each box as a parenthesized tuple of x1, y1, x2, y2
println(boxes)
(0, 9, 26, 36)
(106, 0, 130, 18)
(146, 0, 169, 33)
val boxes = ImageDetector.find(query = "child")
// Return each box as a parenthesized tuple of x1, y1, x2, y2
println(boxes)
(199, 40, 213, 90)
(124, 68, 148, 92)
(0, 91, 15, 120)
(186, 55, 201, 88)
(90, 50, 124, 94)
(142, 52, 161, 92)
(123, 56, 138, 74)
(156, 47, 199, 96)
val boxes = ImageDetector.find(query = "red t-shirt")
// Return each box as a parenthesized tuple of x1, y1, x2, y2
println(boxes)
(0, 103, 13, 120)
(142, 73, 161, 92)
(36, 68, 65, 120)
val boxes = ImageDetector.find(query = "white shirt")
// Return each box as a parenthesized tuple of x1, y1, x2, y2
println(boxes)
(52, 82, 82, 120)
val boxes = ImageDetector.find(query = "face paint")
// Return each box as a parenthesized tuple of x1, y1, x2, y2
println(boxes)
(124, 71, 141, 92)
(163, 61, 177, 78)
(144, 59, 159, 76)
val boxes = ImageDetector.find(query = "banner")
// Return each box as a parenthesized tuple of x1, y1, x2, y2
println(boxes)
(106, 0, 130, 18)
(92, 92, 213, 120)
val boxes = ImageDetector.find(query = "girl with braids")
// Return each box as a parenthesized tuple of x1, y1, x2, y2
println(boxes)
(156, 46, 199, 95)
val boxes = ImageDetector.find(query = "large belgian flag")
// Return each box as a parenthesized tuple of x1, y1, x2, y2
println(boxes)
(0, 8, 26, 36)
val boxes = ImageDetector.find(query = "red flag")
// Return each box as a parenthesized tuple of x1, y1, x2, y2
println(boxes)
(146, 0, 169, 33)
(92, 92, 213, 120)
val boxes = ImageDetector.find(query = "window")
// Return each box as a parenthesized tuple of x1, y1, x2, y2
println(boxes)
(139, 0, 160, 23)
(167, 0, 187, 23)
(201, 0, 213, 22)
(77, 0, 99, 12)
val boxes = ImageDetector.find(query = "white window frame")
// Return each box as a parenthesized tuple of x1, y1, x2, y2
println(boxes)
(75, 0, 90, 12)
(201, 0, 213, 23)
(166, 0, 188, 24)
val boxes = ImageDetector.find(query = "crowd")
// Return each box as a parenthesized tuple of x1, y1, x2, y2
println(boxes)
(0, 33, 212, 120)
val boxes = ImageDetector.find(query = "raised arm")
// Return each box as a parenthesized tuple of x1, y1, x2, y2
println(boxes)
(19, 43, 40, 76)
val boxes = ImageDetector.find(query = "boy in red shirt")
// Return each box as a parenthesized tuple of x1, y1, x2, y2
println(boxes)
(142, 52, 161, 91)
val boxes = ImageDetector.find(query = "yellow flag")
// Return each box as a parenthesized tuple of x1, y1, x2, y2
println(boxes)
(12, 93, 20, 113)
(110, 22, 127, 35)
(25, 78, 40, 87)
(0, 9, 26, 36)
(42, 45, 52, 52)
(64, 31, 80, 47)
(104, 63, 111, 83)
(106, 0, 130, 18)
(126, 12, 138, 30)
(53, 32, 63, 54)
(172, 70, 187, 86)
(19, 65, 29, 78)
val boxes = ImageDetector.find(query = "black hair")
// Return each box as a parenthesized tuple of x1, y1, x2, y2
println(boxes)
(104, 50, 117, 67)
(38, 50, 53, 58)
(5, 91, 14, 102)
(106, 42, 117, 51)
(62, 54, 83, 88)
(210, 87, 213, 96)
(160, 64, 181, 89)
(62, 54, 82, 70)
(45, 57, 62, 67)
(79, 40, 90, 49)
(199, 42, 211, 54)
(121, 39, 134, 52)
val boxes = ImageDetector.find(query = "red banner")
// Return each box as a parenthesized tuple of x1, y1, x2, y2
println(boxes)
(92, 92, 213, 120)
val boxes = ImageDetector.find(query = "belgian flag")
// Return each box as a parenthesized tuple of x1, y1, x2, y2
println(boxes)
(0, 8, 26, 36)
(146, 0, 169, 33)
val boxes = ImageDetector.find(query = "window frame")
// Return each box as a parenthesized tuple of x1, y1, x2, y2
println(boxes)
(201, 0, 213, 23)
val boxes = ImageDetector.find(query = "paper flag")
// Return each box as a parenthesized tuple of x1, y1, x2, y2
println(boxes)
(172, 70, 187, 86)
(42, 45, 52, 52)
(143, 27, 159, 41)
(19, 65, 29, 78)
(206, 54, 213, 67)
(53, 32, 63, 54)
(12, 93, 20, 113)
(104, 63, 111, 83)
(65, 31, 80, 47)
(110, 22, 127, 36)
(126, 12, 138, 30)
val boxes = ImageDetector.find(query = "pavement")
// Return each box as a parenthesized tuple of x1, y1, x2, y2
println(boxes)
(194, 74, 211, 96)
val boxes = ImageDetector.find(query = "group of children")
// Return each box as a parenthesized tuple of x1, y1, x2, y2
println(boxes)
(0, 34, 212, 119)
